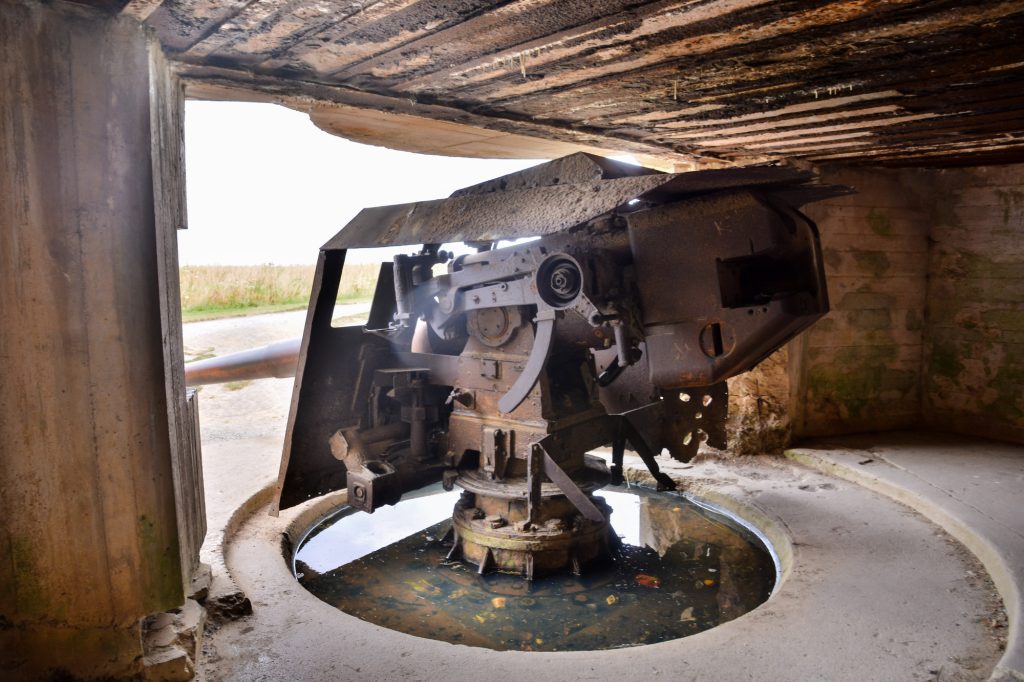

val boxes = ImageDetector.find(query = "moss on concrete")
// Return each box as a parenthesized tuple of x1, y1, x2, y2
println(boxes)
(812, 317, 836, 332)
(823, 248, 842, 271)
(838, 290, 896, 310)
(807, 344, 915, 420)
(939, 250, 1022, 280)
(866, 208, 893, 236)
(961, 277, 1024, 304)
(854, 251, 891, 277)
(9, 536, 48, 618)
(928, 338, 965, 379)
(808, 366, 917, 420)
(994, 188, 1024, 228)
(990, 364, 1024, 421)
(982, 310, 1024, 333)
(138, 514, 184, 613)
(847, 308, 892, 330)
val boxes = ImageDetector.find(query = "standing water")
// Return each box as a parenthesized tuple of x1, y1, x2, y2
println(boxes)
(293, 483, 776, 651)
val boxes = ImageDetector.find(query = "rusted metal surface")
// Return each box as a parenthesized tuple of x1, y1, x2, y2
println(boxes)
(329, 158, 844, 249)
(125, 0, 1024, 166)
(326, 175, 678, 249)
(266, 154, 833, 578)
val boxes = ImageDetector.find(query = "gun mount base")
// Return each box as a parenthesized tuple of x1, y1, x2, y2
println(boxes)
(449, 488, 614, 580)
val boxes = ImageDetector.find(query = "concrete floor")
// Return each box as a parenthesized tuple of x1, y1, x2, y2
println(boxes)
(184, 312, 1020, 682)
(787, 434, 1024, 680)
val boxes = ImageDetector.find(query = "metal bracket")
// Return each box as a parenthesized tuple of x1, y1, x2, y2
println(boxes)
(526, 443, 543, 527)
(541, 451, 606, 523)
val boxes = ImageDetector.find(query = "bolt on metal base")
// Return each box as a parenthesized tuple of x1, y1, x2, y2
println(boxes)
(446, 492, 613, 580)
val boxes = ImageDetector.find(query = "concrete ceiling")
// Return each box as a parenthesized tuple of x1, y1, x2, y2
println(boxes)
(118, 0, 1024, 167)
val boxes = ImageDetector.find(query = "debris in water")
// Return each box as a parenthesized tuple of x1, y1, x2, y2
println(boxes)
(294, 483, 775, 652)
(635, 574, 661, 588)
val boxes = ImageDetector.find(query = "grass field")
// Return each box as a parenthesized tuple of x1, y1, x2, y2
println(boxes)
(180, 263, 380, 322)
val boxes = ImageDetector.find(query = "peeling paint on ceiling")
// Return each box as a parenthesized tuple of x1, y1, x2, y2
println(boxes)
(120, 0, 1024, 166)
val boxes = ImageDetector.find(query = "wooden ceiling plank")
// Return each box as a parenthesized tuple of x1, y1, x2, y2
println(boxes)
(121, 0, 166, 22)
(661, 104, 907, 135)
(248, 0, 431, 70)
(471, 2, 1023, 114)
(737, 110, 1024, 159)
(726, 130, 875, 149)
(391, 0, 779, 93)
(592, 103, 726, 125)
(499, 30, 1023, 134)
(143, 0, 255, 53)
(800, 136, 1024, 162)
(452, 0, 997, 102)
(187, 0, 386, 64)
(331, 0, 661, 82)
(181, 0, 334, 61)
(880, 109, 1024, 138)
(280, 0, 511, 76)
(597, 89, 903, 128)
(532, 80, 877, 123)
(687, 113, 951, 146)
(757, 139, 872, 153)
(467, 0, 865, 101)
(149, 0, 1024, 166)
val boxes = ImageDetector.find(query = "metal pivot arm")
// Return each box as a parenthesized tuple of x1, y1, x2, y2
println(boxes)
(542, 451, 606, 523)
(610, 434, 626, 485)
(618, 417, 677, 492)
(525, 441, 606, 525)
(497, 308, 556, 414)
(526, 444, 543, 527)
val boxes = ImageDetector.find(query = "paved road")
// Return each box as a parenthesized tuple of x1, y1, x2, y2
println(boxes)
(183, 304, 368, 557)
(183, 303, 369, 443)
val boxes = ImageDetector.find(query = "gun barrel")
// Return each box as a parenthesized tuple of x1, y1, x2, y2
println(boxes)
(184, 338, 301, 386)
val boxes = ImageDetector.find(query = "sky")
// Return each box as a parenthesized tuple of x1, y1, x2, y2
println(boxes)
(178, 101, 544, 266)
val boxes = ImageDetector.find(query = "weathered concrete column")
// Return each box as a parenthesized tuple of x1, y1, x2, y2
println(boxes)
(0, 2, 188, 678)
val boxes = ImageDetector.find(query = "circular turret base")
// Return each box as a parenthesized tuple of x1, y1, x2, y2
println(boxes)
(448, 491, 614, 579)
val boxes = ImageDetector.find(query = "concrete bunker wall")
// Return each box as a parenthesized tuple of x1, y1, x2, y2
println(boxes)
(0, 2, 198, 678)
(728, 163, 1024, 451)
(922, 166, 1024, 444)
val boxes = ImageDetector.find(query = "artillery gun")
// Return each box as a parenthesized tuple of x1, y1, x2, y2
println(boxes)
(186, 153, 840, 579)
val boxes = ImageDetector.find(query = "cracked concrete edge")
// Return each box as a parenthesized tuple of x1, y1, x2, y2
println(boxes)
(202, 483, 278, 620)
(207, 483, 351, 613)
(785, 448, 1022, 681)
(281, 489, 350, 560)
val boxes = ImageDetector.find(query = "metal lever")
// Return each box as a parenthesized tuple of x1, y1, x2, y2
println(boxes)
(497, 309, 556, 414)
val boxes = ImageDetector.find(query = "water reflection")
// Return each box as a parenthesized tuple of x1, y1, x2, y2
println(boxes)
(294, 484, 775, 651)
(296, 488, 460, 572)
